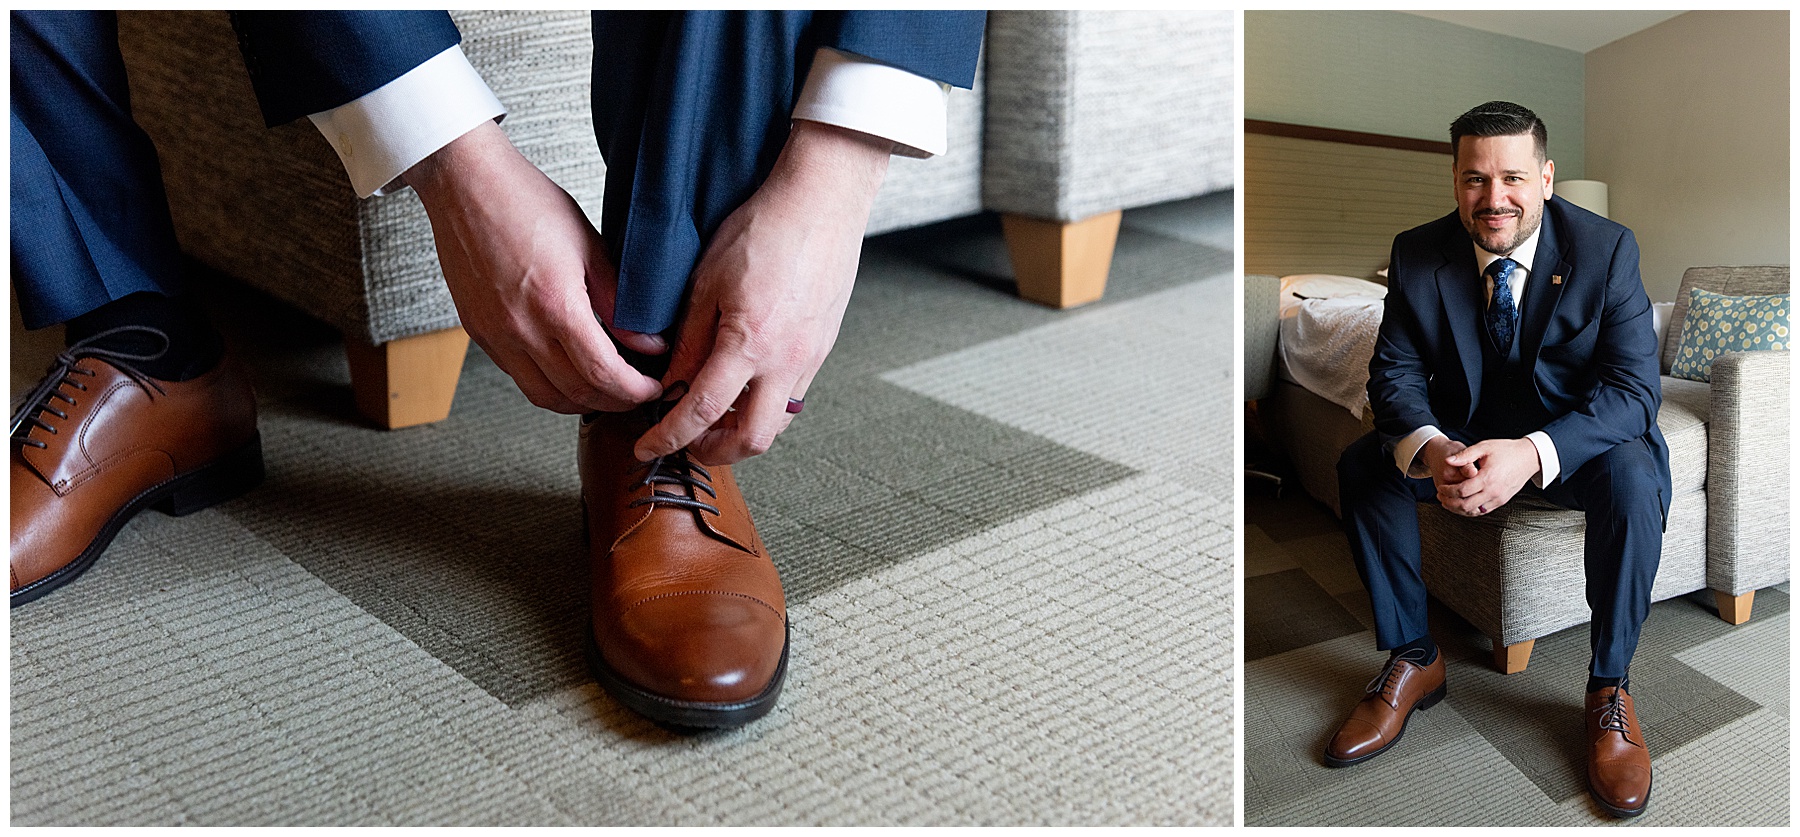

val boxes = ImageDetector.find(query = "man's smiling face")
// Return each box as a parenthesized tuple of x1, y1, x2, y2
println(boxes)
(1454, 132, 1553, 256)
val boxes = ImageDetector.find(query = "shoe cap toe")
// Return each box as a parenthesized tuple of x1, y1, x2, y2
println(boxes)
(605, 591, 784, 703)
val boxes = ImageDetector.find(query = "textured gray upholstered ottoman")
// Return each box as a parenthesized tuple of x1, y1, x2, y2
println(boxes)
(982, 10, 1232, 308)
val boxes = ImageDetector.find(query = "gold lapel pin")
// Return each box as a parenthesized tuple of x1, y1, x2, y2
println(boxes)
(1552, 275, 1563, 285)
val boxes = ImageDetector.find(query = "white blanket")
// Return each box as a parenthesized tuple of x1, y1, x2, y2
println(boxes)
(1277, 276, 1386, 418)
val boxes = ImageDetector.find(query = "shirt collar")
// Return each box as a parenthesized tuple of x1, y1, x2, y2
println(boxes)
(1473, 211, 1543, 276)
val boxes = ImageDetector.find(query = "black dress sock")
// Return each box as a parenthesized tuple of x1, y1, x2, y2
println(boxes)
(1587, 675, 1625, 694)
(63, 291, 223, 382)
(1391, 635, 1438, 665)
(614, 332, 672, 381)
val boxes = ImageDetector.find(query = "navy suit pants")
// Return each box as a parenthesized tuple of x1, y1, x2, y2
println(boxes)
(11, 10, 186, 330)
(1337, 430, 1665, 678)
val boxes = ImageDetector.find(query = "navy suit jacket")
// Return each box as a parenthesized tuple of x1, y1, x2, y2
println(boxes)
(230, 10, 987, 334)
(1368, 195, 1671, 501)
(230, 11, 461, 127)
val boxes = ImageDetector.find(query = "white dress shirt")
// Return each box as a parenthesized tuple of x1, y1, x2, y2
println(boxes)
(307, 44, 953, 198)
(1393, 219, 1563, 487)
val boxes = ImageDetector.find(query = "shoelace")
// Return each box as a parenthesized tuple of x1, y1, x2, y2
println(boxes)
(1591, 679, 1638, 745)
(1365, 647, 1430, 702)
(10, 326, 170, 448)
(629, 454, 720, 515)
(625, 389, 720, 516)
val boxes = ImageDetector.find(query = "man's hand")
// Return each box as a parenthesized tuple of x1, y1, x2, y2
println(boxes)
(632, 120, 893, 465)
(1420, 435, 1477, 488)
(1438, 437, 1541, 516)
(404, 121, 665, 414)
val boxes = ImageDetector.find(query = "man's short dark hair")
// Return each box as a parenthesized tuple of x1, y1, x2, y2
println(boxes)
(1450, 101, 1547, 162)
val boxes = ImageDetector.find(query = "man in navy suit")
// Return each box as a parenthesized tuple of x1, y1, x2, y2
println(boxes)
(11, 10, 983, 729)
(1324, 102, 1666, 817)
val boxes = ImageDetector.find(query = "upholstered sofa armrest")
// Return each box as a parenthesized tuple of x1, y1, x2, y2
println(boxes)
(1706, 349, 1791, 594)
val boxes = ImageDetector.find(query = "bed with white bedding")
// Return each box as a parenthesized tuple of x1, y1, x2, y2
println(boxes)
(1276, 274, 1387, 419)
(1261, 274, 1384, 513)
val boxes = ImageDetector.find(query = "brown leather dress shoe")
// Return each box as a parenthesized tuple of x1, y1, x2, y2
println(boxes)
(579, 406, 787, 729)
(11, 337, 261, 606)
(1323, 648, 1446, 767)
(1586, 685, 1652, 817)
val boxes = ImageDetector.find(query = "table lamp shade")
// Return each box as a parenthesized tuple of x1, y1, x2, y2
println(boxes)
(1558, 180, 1609, 218)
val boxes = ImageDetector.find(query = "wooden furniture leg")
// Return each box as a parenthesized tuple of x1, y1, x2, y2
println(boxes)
(1714, 590, 1755, 625)
(1492, 638, 1534, 674)
(344, 326, 471, 429)
(1001, 210, 1123, 309)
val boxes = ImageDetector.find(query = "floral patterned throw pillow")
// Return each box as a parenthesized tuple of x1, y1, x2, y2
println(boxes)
(1669, 287, 1790, 383)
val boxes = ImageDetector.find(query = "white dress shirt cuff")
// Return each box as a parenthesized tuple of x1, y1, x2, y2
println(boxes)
(1395, 425, 1445, 478)
(1525, 430, 1560, 488)
(793, 47, 951, 159)
(306, 45, 507, 198)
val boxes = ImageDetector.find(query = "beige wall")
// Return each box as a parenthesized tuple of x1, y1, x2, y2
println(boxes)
(1247, 11, 1587, 177)
(1586, 11, 1789, 302)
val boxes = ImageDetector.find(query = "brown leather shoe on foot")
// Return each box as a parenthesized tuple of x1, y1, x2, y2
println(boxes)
(580, 406, 787, 729)
(11, 331, 260, 606)
(1586, 685, 1652, 817)
(1323, 648, 1447, 767)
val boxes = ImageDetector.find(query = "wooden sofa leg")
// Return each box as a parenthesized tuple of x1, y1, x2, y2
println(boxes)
(1492, 638, 1534, 674)
(1715, 590, 1755, 625)
(344, 326, 470, 429)
(1001, 210, 1122, 309)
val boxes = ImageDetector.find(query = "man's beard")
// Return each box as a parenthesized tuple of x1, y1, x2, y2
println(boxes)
(1463, 203, 1542, 256)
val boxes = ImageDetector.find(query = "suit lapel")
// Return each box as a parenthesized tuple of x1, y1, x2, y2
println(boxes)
(1519, 202, 1569, 366)
(1434, 232, 1486, 414)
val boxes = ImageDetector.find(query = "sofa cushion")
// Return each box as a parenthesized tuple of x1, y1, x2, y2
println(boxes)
(1658, 376, 1710, 495)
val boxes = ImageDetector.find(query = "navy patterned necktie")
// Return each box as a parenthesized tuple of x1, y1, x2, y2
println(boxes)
(1485, 258, 1519, 355)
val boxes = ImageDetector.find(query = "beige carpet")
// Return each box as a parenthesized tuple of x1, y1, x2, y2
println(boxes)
(10, 196, 1234, 825)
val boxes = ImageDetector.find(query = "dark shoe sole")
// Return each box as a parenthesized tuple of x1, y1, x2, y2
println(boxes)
(1322, 681, 1447, 768)
(586, 626, 788, 731)
(11, 433, 264, 608)
(1591, 782, 1650, 818)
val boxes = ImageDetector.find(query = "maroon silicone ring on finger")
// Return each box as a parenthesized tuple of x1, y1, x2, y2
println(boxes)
(785, 398, 804, 414)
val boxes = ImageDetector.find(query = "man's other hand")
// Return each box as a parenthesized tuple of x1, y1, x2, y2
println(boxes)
(633, 120, 893, 465)
(1439, 437, 1540, 516)
(404, 121, 665, 414)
